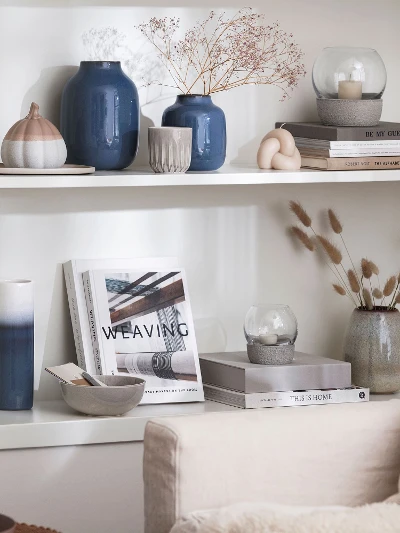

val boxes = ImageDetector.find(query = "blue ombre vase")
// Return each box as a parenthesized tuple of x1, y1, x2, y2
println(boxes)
(60, 61, 139, 170)
(162, 95, 226, 171)
(0, 280, 34, 410)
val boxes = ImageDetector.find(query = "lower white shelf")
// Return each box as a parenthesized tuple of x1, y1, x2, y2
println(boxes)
(0, 395, 398, 451)
(0, 399, 237, 451)
(0, 165, 400, 188)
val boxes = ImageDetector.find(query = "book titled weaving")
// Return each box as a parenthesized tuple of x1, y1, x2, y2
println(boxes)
(82, 269, 204, 404)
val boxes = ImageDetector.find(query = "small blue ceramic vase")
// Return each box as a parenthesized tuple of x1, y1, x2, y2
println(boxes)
(162, 95, 226, 171)
(60, 61, 139, 170)
(0, 280, 34, 410)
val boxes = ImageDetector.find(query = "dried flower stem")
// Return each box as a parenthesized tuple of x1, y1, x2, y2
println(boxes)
(363, 288, 373, 310)
(138, 9, 306, 96)
(388, 279, 400, 310)
(315, 234, 357, 306)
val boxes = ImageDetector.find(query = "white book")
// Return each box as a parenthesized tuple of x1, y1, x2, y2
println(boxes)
(294, 136, 400, 149)
(328, 149, 400, 157)
(204, 384, 369, 409)
(83, 268, 204, 405)
(63, 258, 179, 375)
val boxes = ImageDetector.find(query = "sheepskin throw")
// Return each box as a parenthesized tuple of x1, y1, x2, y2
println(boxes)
(170, 502, 400, 533)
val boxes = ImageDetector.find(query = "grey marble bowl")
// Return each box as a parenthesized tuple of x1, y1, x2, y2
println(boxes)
(61, 375, 145, 416)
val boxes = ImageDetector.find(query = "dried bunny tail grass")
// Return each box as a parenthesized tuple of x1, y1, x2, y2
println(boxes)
(383, 276, 397, 297)
(289, 201, 311, 227)
(333, 284, 346, 296)
(362, 288, 374, 310)
(369, 261, 379, 276)
(328, 209, 343, 234)
(291, 226, 315, 252)
(372, 288, 383, 299)
(395, 293, 400, 305)
(317, 236, 342, 265)
(361, 258, 373, 279)
(347, 269, 360, 293)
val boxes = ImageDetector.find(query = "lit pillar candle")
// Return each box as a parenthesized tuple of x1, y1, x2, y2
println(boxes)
(259, 334, 278, 345)
(338, 80, 362, 100)
(257, 127, 301, 170)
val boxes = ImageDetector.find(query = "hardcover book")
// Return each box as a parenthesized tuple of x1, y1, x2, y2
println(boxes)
(199, 351, 351, 393)
(276, 122, 400, 141)
(298, 148, 400, 158)
(204, 383, 369, 409)
(294, 137, 400, 149)
(63, 257, 178, 374)
(301, 155, 400, 170)
(82, 269, 204, 404)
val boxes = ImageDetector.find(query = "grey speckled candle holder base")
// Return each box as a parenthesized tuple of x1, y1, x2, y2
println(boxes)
(247, 344, 295, 365)
(316, 98, 383, 127)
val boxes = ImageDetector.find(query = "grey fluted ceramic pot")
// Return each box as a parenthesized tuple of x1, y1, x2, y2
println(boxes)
(344, 309, 400, 393)
(148, 127, 192, 173)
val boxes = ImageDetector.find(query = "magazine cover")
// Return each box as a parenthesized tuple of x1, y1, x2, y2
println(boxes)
(83, 269, 204, 404)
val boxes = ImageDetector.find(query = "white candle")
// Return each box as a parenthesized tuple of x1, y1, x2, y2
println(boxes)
(259, 334, 278, 346)
(338, 80, 362, 100)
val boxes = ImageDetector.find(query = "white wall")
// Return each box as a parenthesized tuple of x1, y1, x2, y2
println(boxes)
(0, 0, 399, 397)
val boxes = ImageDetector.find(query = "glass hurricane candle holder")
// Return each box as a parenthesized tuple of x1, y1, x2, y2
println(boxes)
(244, 304, 297, 365)
(312, 47, 387, 127)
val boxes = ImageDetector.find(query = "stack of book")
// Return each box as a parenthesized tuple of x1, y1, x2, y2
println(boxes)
(199, 351, 369, 408)
(276, 121, 400, 170)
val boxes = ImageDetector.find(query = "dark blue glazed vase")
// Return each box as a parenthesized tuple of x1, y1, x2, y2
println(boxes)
(60, 61, 139, 170)
(0, 281, 34, 410)
(162, 95, 226, 171)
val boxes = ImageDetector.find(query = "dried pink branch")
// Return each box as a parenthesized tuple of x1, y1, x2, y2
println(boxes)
(137, 8, 306, 96)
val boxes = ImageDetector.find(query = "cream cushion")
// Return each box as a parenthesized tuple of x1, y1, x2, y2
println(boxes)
(169, 502, 400, 533)
(143, 401, 400, 533)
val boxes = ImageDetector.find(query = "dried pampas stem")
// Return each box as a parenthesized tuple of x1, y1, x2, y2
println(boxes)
(333, 284, 346, 296)
(328, 209, 343, 234)
(361, 258, 373, 279)
(369, 261, 379, 276)
(347, 269, 360, 293)
(372, 288, 383, 299)
(291, 226, 314, 252)
(347, 269, 363, 307)
(383, 276, 397, 297)
(289, 201, 311, 227)
(363, 288, 374, 310)
(317, 236, 342, 265)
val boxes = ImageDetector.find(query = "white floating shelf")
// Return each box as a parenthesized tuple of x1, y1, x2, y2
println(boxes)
(0, 166, 399, 188)
(0, 395, 398, 450)
(0, 399, 237, 450)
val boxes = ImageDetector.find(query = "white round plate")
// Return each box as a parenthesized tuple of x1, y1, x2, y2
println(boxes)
(0, 164, 95, 175)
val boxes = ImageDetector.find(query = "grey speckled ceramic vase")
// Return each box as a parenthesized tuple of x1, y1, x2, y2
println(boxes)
(344, 309, 400, 393)
(148, 127, 192, 173)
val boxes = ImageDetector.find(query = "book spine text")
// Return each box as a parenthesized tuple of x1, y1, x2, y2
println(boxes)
(82, 272, 103, 375)
(204, 385, 369, 409)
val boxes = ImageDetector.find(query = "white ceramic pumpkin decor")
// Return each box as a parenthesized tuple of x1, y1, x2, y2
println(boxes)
(1, 102, 67, 169)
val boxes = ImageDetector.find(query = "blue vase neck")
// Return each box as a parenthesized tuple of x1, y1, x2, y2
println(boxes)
(79, 61, 122, 71)
(177, 95, 212, 105)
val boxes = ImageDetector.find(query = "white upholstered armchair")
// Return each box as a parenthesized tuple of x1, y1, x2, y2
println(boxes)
(143, 400, 400, 533)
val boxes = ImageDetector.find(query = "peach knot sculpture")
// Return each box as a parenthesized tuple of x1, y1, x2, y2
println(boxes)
(257, 128, 301, 170)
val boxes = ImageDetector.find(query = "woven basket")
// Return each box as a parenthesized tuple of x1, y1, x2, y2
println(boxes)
(15, 525, 60, 533)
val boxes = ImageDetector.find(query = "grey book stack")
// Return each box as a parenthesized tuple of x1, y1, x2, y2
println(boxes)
(199, 351, 351, 393)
